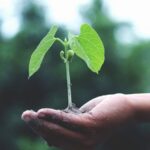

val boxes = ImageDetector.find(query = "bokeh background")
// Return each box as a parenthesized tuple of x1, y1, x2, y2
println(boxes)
(0, 0, 150, 150)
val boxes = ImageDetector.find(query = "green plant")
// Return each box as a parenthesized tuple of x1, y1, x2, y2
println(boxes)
(28, 24, 105, 111)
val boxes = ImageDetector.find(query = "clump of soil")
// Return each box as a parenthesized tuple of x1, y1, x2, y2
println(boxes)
(63, 103, 82, 114)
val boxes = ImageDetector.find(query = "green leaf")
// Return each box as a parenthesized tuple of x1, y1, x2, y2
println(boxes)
(69, 24, 105, 74)
(29, 25, 58, 78)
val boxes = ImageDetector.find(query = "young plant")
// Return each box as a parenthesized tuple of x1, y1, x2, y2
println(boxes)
(28, 24, 105, 112)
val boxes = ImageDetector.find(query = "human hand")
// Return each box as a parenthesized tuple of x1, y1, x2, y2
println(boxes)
(22, 93, 150, 150)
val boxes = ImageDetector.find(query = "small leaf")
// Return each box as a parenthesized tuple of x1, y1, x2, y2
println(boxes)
(29, 25, 58, 78)
(69, 24, 105, 74)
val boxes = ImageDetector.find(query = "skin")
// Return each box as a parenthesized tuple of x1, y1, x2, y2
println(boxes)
(22, 93, 150, 150)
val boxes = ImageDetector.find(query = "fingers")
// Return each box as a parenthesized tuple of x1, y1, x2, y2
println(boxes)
(21, 110, 40, 130)
(37, 108, 94, 132)
(22, 110, 37, 121)
(21, 110, 47, 139)
(36, 119, 86, 149)
(80, 95, 108, 112)
(22, 110, 87, 149)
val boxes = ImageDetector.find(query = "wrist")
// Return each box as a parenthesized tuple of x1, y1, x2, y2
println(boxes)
(126, 94, 150, 122)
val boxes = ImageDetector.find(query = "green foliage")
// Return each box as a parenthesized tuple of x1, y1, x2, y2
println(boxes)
(29, 24, 105, 77)
(28, 23, 105, 108)
(29, 25, 58, 77)
(69, 24, 105, 73)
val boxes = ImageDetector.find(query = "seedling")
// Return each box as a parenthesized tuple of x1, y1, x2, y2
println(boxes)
(28, 24, 105, 112)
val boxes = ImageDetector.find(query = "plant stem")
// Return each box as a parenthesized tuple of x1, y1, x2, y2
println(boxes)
(64, 43, 73, 108)
(65, 60, 72, 108)
(57, 37, 73, 108)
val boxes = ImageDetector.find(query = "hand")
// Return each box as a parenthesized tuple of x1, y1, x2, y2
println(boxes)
(22, 93, 150, 150)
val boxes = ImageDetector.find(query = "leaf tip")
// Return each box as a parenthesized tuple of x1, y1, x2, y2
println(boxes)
(28, 73, 32, 79)
(94, 70, 99, 75)
(96, 71, 99, 75)
(28, 69, 35, 79)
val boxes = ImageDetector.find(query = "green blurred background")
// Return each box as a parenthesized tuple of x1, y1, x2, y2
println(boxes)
(0, 0, 150, 150)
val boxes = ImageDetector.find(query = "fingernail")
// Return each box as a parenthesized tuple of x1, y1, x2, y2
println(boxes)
(22, 115, 31, 122)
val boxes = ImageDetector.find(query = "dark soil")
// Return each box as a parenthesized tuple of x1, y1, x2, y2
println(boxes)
(63, 103, 82, 114)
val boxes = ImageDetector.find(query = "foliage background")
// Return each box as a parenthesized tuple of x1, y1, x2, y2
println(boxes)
(0, 0, 150, 150)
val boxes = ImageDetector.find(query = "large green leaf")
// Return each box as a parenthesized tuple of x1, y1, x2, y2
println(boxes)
(29, 25, 58, 78)
(69, 24, 105, 73)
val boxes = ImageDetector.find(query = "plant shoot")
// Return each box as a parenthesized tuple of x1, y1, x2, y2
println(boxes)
(28, 24, 105, 111)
